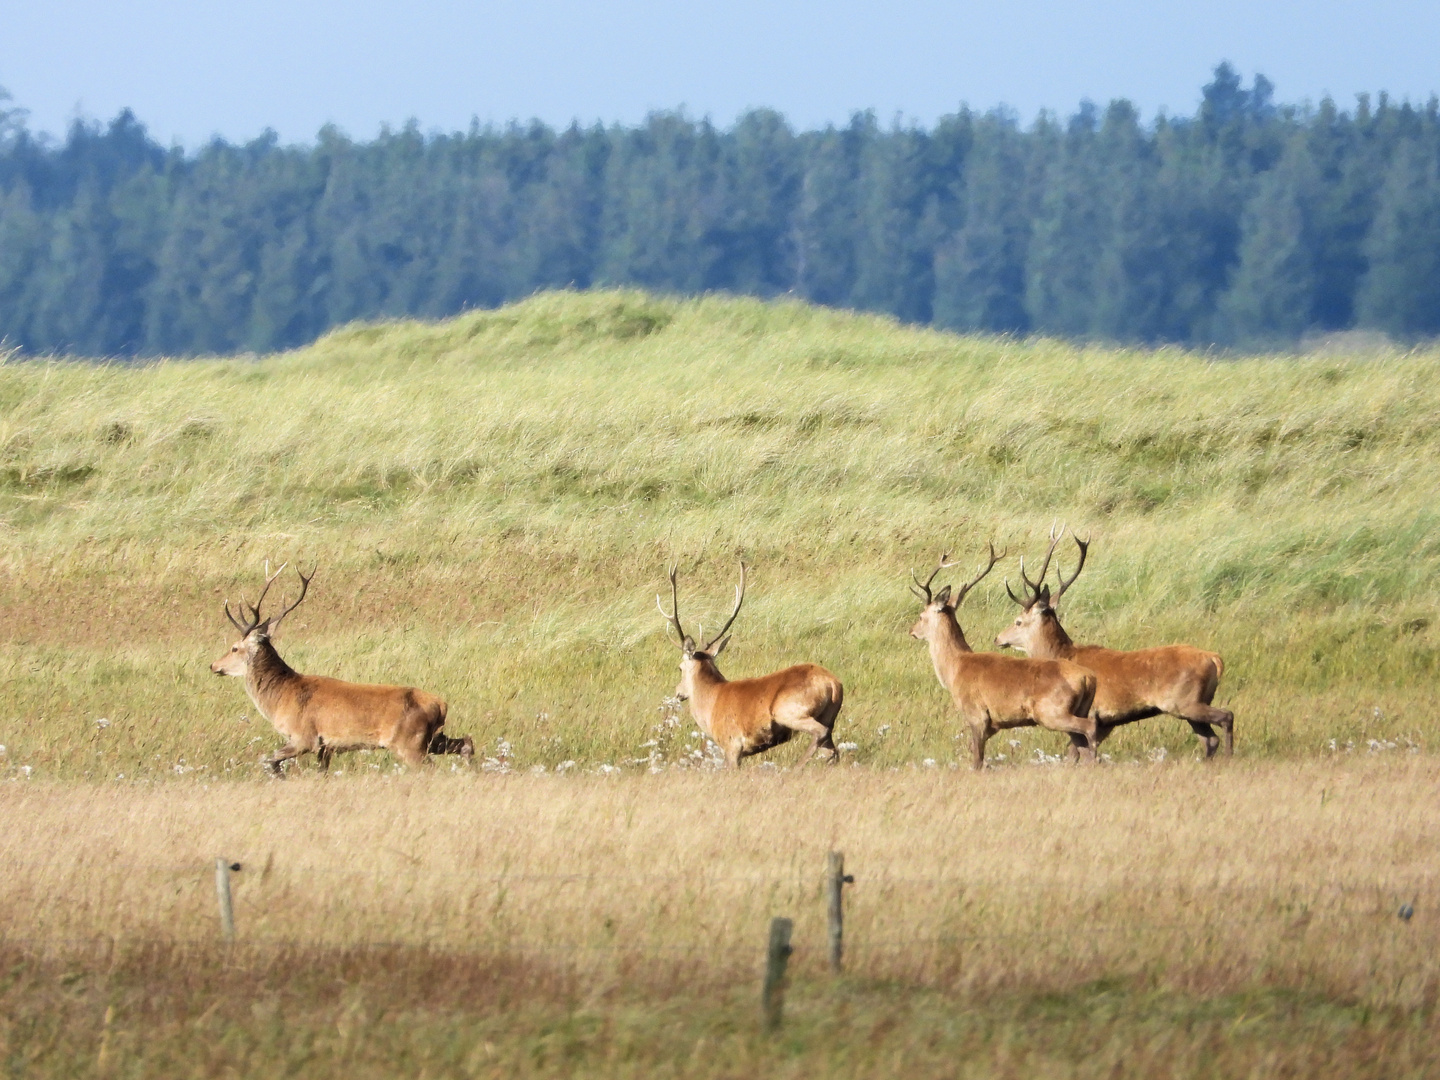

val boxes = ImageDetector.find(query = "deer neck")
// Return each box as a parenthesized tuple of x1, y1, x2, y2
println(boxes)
(1030, 611, 1076, 660)
(928, 611, 975, 692)
(685, 660, 728, 731)
(244, 639, 300, 723)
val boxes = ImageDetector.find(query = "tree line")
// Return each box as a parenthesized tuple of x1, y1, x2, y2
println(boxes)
(1, 64, 1437, 357)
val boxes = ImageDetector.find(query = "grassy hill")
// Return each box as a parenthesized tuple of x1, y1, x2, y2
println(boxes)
(2, 289, 1438, 779)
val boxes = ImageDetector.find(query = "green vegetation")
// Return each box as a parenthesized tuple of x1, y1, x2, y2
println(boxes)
(4, 66, 1440, 358)
(8, 945, 1432, 1079)
(1, 289, 1437, 781)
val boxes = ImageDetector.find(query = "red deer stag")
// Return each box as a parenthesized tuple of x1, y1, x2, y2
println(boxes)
(211, 563, 473, 774)
(657, 563, 843, 768)
(995, 527, 1233, 758)
(908, 543, 1099, 770)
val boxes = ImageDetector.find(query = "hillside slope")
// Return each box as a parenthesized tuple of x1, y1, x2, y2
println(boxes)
(1, 290, 1437, 778)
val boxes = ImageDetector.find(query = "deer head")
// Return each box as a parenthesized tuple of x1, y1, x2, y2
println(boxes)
(908, 542, 1003, 644)
(657, 563, 745, 701)
(211, 563, 316, 677)
(995, 525, 1087, 654)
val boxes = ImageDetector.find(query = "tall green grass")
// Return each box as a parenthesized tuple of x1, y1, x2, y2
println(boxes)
(1, 290, 1437, 779)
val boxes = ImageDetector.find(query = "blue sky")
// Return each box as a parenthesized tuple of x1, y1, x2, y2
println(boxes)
(2, 0, 1437, 145)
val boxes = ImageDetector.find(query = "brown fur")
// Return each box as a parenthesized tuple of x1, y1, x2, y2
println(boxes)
(675, 654, 844, 768)
(211, 569, 472, 774)
(910, 591, 1098, 770)
(996, 590, 1233, 758)
(659, 563, 843, 768)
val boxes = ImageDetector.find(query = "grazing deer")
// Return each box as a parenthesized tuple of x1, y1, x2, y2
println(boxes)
(908, 543, 1099, 770)
(210, 563, 473, 774)
(657, 563, 844, 768)
(995, 528, 1233, 758)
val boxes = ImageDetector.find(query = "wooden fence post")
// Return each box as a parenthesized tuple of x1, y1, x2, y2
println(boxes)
(826, 851, 854, 973)
(762, 917, 793, 1031)
(215, 858, 238, 941)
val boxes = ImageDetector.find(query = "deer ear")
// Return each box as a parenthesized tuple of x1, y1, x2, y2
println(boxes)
(712, 635, 731, 657)
(682, 634, 696, 654)
(1039, 585, 1051, 606)
(934, 585, 953, 607)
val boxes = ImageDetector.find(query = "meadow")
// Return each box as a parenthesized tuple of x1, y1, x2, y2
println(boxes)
(2, 290, 1439, 1075)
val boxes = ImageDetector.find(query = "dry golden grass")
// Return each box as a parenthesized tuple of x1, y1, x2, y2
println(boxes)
(4, 761, 1439, 1076)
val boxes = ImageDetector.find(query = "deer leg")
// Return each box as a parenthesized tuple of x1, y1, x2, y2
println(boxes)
(1037, 706, 1098, 764)
(1069, 722, 1114, 761)
(316, 740, 333, 773)
(970, 724, 989, 771)
(427, 731, 474, 758)
(778, 714, 834, 767)
(1176, 704, 1234, 759)
(393, 740, 430, 768)
(262, 742, 304, 777)
(813, 699, 842, 764)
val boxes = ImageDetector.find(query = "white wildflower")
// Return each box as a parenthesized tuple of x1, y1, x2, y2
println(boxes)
(876, 724, 891, 738)
(555, 760, 577, 773)
(922, 758, 937, 768)
(837, 742, 858, 752)
(95, 717, 110, 729)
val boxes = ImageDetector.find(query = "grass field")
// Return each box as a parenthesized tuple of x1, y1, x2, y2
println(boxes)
(4, 762, 1439, 1077)
(2, 290, 1439, 1075)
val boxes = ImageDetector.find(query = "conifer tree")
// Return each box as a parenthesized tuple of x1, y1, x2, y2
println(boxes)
(1357, 134, 1440, 337)
(1217, 135, 1320, 343)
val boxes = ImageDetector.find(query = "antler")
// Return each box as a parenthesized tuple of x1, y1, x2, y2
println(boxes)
(268, 564, 317, 630)
(1050, 534, 1089, 606)
(910, 552, 959, 604)
(223, 560, 289, 637)
(953, 541, 1005, 608)
(1016, 522, 1066, 606)
(701, 563, 746, 653)
(656, 565, 688, 649)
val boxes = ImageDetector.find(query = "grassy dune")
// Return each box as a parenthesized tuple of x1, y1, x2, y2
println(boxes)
(1, 289, 1437, 779)
(4, 762, 1439, 1077)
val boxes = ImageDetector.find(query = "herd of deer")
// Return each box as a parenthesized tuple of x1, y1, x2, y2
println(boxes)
(210, 527, 1232, 775)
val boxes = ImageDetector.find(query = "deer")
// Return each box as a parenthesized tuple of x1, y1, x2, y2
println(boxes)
(994, 527, 1233, 759)
(908, 543, 1099, 770)
(656, 563, 844, 768)
(210, 563, 473, 774)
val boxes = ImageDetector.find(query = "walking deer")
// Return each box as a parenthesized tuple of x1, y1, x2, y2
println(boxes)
(908, 543, 1099, 769)
(210, 563, 473, 774)
(657, 563, 844, 767)
(995, 528, 1233, 758)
